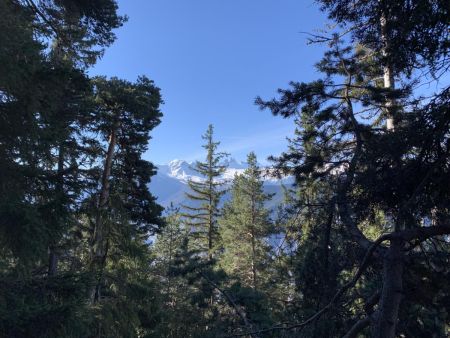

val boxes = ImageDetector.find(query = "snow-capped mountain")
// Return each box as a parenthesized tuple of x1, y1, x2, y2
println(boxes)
(149, 158, 294, 208)
(158, 158, 292, 184)
(156, 158, 247, 183)
(157, 159, 200, 182)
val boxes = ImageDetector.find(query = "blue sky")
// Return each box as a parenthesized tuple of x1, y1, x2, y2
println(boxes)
(90, 0, 328, 164)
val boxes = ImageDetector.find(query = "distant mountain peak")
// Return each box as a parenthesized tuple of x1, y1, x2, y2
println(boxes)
(157, 158, 291, 185)
(168, 158, 186, 166)
(164, 159, 197, 181)
(219, 157, 245, 169)
(151, 158, 294, 207)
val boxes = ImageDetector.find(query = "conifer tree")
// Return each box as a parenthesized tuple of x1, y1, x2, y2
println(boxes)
(219, 152, 273, 291)
(87, 76, 163, 303)
(182, 124, 228, 260)
(152, 207, 217, 337)
(153, 205, 188, 307)
(0, 1, 135, 336)
(254, 1, 450, 336)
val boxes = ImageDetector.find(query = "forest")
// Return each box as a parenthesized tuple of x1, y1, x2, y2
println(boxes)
(0, 0, 449, 337)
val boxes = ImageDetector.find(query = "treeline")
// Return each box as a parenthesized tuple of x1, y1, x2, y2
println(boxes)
(1, 0, 450, 338)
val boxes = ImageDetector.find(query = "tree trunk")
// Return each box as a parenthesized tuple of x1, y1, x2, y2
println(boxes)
(383, 61, 396, 131)
(372, 10, 403, 336)
(48, 247, 58, 276)
(380, 10, 396, 131)
(90, 120, 118, 302)
(208, 172, 213, 261)
(250, 195, 257, 291)
(371, 238, 404, 338)
(48, 142, 65, 276)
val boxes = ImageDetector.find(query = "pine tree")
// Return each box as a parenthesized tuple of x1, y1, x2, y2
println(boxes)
(0, 1, 129, 336)
(182, 124, 228, 260)
(151, 206, 212, 337)
(255, 1, 450, 336)
(153, 205, 188, 307)
(87, 76, 163, 303)
(273, 179, 364, 338)
(219, 152, 273, 291)
(19, 0, 125, 67)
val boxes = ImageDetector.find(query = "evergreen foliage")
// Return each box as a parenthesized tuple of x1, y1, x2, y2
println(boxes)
(254, 1, 450, 336)
(219, 152, 273, 290)
(1, 0, 449, 337)
(0, 1, 162, 336)
(182, 124, 228, 260)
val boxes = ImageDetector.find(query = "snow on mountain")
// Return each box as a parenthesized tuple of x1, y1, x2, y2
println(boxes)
(149, 158, 294, 208)
(222, 158, 247, 170)
(159, 158, 247, 183)
(158, 158, 292, 184)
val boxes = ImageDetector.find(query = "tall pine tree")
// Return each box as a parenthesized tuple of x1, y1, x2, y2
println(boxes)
(219, 152, 273, 291)
(182, 124, 228, 260)
(255, 1, 450, 335)
(87, 76, 163, 303)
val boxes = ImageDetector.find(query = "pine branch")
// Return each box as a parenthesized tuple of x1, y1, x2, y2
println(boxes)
(229, 233, 392, 336)
(199, 271, 260, 338)
(24, 0, 61, 37)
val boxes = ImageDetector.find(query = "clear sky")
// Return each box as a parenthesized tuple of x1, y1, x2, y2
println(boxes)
(90, 0, 328, 164)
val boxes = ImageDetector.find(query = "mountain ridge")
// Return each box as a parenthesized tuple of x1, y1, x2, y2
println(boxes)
(149, 158, 293, 208)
